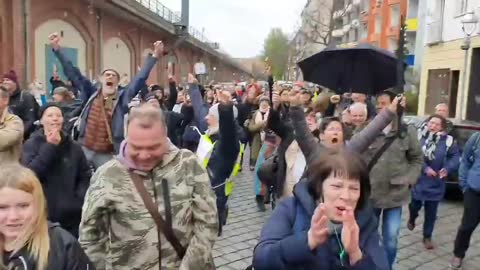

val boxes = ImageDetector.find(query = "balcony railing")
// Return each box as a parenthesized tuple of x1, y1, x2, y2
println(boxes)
(135, 0, 210, 44)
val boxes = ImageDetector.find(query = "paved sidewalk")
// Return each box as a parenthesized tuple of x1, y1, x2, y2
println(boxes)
(213, 168, 480, 270)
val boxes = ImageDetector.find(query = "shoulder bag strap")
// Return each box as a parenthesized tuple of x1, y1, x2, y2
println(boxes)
(367, 136, 396, 172)
(128, 172, 187, 261)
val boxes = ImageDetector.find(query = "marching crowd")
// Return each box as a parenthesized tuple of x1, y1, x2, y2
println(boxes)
(0, 31, 479, 270)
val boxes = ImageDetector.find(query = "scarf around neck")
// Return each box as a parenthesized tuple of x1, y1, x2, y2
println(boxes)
(419, 122, 443, 161)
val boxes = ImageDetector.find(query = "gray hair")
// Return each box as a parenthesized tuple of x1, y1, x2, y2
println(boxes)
(435, 103, 448, 110)
(349, 102, 367, 115)
(127, 104, 167, 131)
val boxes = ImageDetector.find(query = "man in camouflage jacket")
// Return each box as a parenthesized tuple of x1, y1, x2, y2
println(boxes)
(79, 104, 218, 270)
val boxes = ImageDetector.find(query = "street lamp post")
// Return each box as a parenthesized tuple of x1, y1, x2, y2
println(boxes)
(212, 67, 217, 82)
(458, 11, 478, 121)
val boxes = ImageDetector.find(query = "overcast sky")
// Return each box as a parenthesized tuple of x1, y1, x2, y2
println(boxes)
(159, 0, 307, 58)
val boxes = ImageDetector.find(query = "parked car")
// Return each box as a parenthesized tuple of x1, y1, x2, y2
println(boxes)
(404, 115, 480, 194)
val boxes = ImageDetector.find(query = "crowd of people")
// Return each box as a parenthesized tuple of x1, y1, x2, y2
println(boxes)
(0, 31, 479, 270)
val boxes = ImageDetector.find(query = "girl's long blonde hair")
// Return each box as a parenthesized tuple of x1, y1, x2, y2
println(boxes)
(0, 163, 50, 270)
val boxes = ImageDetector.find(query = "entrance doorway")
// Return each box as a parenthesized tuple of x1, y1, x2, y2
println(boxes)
(425, 69, 451, 115)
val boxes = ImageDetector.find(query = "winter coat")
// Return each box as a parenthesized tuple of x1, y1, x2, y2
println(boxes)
(53, 48, 158, 153)
(8, 89, 38, 139)
(358, 120, 423, 209)
(5, 222, 94, 270)
(207, 105, 244, 190)
(253, 181, 389, 270)
(459, 132, 480, 192)
(265, 108, 295, 198)
(412, 134, 460, 201)
(21, 129, 91, 236)
(0, 109, 24, 164)
(289, 106, 396, 171)
(182, 83, 210, 145)
(165, 110, 184, 147)
(188, 83, 244, 189)
(247, 110, 269, 162)
(80, 143, 218, 270)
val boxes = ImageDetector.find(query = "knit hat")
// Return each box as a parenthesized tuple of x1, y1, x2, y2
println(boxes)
(2, 70, 19, 88)
(39, 102, 63, 118)
(208, 104, 238, 121)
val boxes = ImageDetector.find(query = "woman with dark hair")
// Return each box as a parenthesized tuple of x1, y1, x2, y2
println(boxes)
(408, 114, 460, 249)
(21, 103, 91, 237)
(253, 149, 389, 270)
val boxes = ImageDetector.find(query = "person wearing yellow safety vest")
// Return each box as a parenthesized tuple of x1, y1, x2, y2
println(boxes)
(186, 74, 245, 236)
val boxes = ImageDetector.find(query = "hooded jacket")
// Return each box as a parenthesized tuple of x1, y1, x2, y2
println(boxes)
(4, 223, 94, 270)
(21, 129, 91, 236)
(253, 181, 389, 270)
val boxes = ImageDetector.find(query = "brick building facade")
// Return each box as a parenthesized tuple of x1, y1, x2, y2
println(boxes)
(0, 0, 250, 89)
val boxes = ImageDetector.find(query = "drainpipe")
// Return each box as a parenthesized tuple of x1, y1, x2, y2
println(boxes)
(439, 0, 445, 41)
(96, 9, 103, 78)
(22, 0, 31, 85)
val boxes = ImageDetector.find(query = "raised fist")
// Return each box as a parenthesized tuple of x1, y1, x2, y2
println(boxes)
(48, 33, 61, 51)
(153, 41, 165, 58)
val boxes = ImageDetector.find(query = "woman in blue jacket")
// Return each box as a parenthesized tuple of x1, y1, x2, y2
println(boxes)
(408, 114, 460, 250)
(253, 149, 389, 270)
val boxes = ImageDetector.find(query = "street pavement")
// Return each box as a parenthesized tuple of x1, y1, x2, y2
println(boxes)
(214, 166, 480, 270)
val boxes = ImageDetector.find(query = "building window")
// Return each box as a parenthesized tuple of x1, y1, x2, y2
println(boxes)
(390, 4, 401, 28)
(375, 15, 382, 34)
(360, 22, 368, 40)
(455, 0, 469, 16)
(360, 0, 370, 13)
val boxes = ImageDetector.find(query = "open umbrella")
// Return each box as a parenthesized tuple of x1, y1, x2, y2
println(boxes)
(297, 43, 402, 96)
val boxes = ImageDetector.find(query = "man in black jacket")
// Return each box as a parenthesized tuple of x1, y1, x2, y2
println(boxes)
(1, 70, 39, 139)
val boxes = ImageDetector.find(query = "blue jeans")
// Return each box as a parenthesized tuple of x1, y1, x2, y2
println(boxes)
(408, 199, 440, 239)
(374, 207, 402, 270)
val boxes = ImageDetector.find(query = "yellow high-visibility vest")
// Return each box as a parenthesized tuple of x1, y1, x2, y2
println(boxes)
(195, 134, 245, 196)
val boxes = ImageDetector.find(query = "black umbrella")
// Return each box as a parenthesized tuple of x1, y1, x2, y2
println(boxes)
(297, 43, 402, 96)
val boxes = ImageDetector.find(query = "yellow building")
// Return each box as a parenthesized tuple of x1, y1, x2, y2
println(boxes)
(418, 36, 480, 121)
(418, 0, 480, 122)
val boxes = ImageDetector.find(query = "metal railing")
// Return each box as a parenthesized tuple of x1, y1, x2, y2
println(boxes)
(135, 0, 210, 43)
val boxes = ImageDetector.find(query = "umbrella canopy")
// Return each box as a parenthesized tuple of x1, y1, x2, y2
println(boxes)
(297, 43, 403, 96)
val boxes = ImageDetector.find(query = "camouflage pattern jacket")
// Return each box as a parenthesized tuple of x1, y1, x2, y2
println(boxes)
(79, 144, 218, 270)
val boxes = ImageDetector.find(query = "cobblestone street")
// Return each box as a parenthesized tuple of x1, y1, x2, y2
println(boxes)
(214, 167, 480, 270)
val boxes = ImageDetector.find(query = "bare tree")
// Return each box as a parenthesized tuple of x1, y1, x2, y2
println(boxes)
(300, 1, 347, 47)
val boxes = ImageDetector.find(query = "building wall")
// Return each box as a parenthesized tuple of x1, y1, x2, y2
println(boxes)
(1, 0, 249, 88)
(438, 0, 480, 43)
(367, 0, 408, 50)
(413, 0, 426, 73)
(419, 0, 480, 118)
(418, 36, 480, 118)
(34, 19, 87, 86)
